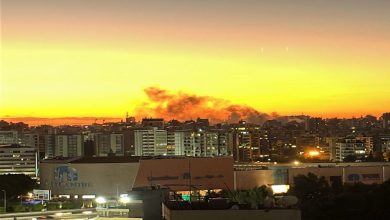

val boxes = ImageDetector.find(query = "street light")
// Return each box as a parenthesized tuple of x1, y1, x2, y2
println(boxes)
(95, 197, 106, 207)
(119, 196, 131, 204)
(1, 190, 6, 214)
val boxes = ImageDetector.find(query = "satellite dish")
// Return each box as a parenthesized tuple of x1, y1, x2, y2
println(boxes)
(278, 196, 298, 207)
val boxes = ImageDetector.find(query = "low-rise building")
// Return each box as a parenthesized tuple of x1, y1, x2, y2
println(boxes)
(0, 144, 37, 177)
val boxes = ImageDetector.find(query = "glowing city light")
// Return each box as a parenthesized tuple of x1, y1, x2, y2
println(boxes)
(308, 151, 320, 157)
(95, 197, 106, 204)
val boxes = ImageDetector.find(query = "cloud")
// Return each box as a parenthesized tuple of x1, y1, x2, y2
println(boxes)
(135, 87, 271, 124)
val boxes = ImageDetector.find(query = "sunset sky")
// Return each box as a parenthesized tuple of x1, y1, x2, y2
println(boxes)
(1, 0, 390, 124)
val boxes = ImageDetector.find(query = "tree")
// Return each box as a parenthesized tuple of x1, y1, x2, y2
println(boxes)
(0, 174, 37, 201)
(226, 186, 273, 209)
(291, 172, 330, 201)
(290, 173, 331, 220)
(290, 173, 390, 220)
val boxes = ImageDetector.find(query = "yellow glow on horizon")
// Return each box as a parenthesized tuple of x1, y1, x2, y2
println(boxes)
(1, 38, 390, 118)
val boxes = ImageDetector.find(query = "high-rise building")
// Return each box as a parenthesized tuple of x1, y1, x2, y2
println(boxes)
(0, 144, 37, 177)
(92, 133, 125, 156)
(54, 134, 83, 157)
(134, 129, 168, 156)
(216, 131, 230, 156)
(335, 137, 366, 162)
(110, 133, 124, 155)
(167, 132, 185, 156)
(23, 133, 46, 159)
(0, 130, 20, 145)
(44, 134, 55, 158)
(355, 136, 374, 156)
(83, 139, 95, 157)
(382, 113, 390, 129)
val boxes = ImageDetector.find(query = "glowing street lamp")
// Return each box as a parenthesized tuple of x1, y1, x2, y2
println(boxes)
(119, 196, 131, 204)
(95, 197, 106, 204)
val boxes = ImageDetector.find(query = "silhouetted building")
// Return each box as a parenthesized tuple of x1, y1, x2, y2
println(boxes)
(383, 113, 390, 129)
(84, 140, 95, 157)
(142, 118, 164, 129)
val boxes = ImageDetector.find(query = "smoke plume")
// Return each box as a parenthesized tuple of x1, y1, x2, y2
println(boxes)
(135, 87, 271, 124)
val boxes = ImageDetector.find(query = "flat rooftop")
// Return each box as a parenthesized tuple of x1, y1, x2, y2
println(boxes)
(41, 156, 232, 164)
(234, 161, 390, 170)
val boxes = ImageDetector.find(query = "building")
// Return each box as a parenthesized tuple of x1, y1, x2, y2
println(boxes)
(83, 140, 95, 157)
(141, 118, 164, 129)
(180, 131, 220, 157)
(0, 131, 20, 145)
(234, 162, 390, 188)
(167, 132, 185, 156)
(90, 133, 124, 156)
(335, 137, 366, 162)
(55, 134, 83, 157)
(134, 129, 168, 156)
(0, 144, 37, 177)
(22, 133, 45, 159)
(162, 203, 301, 220)
(43, 134, 55, 158)
(324, 137, 338, 161)
(110, 133, 124, 155)
(382, 112, 390, 129)
(39, 157, 234, 198)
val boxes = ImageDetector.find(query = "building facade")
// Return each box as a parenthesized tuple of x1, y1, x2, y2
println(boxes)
(0, 144, 37, 177)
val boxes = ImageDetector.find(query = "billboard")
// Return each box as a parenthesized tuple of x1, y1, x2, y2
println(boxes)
(33, 189, 51, 200)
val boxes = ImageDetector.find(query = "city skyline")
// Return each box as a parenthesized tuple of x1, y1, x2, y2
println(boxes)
(2, 0, 390, 123)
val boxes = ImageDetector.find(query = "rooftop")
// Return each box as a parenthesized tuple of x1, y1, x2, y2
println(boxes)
(41, 155, 232, 164)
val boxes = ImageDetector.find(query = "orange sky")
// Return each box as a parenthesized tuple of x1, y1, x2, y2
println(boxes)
(1, 0, 390, 124)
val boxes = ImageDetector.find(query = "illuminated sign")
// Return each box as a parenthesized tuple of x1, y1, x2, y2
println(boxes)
(33, 189, 51, 200)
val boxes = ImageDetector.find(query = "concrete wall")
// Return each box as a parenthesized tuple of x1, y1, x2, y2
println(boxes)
(40, 157, 234, 197)
(289, 167, 343, 185)
(344, 166, 383, 184)
(164, 209, 301, 220)
(133, 157, 234, 191)
(289, 166, 390, 185)
(235, 165, 390, 189)
(235, 170, 273, 190)
(40, 162, 139, 197)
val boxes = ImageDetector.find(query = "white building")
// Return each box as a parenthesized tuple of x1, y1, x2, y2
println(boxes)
(181, 131, 220, 157)
(335, 137, 366, 162)
(167, 132, 185, 156)
(110, 134, 124, 155)
(55, 135, 83, 157)
(134, 129, 167, 156)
